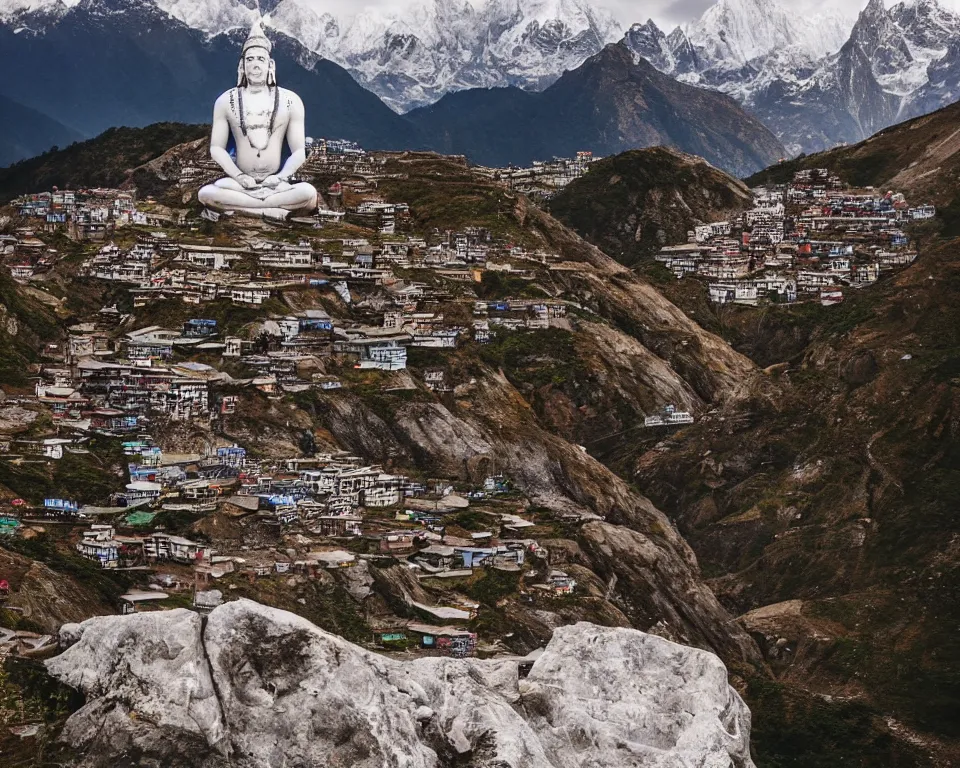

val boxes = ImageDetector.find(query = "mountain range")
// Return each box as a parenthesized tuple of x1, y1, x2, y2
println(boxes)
(624, 0, 960, 155)
(148, 0, 960, 158)
(0, 0, 784, 177)
(405, 44, 783, 174)
(1, 0, 625, 113)
(2, 0, 959, 171)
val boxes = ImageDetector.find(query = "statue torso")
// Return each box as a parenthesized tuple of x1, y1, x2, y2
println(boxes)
(223, 86, 296, 180)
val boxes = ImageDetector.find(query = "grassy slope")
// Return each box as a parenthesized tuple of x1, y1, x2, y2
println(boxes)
(0, 270, 62, 388)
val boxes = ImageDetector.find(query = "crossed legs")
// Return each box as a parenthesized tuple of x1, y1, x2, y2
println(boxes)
(198, 177, 319, 218)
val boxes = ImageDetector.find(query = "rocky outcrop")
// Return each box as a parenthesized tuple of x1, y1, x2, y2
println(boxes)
(46, 599, 756, 768)
(0, 549, 113, 633)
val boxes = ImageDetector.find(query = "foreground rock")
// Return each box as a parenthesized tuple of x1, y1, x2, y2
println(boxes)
(47, 599, 755, 768)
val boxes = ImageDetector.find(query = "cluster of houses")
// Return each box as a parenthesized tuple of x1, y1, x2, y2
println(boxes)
(5, 215, 585, 440)
(9, 431, 576, 654)
(13, 187, 188, 243)
(483, 151, 598, 199)
(0, 145, 663, 657)
(654, 168, 933, 307)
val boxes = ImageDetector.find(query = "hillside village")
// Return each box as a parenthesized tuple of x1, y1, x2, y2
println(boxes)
(0, 141, 640, 661)
(0, 148, 924, 657)
(655, 168, 935, 307)
(0, 115, 958, 766)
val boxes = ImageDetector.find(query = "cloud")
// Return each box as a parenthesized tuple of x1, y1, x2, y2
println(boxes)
(618, 0, 714, 27)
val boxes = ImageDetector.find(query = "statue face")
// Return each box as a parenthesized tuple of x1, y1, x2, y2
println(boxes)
(242, 47, 270, 87)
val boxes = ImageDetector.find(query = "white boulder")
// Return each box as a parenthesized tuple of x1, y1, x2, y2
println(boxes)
(46, 599, 755, 767)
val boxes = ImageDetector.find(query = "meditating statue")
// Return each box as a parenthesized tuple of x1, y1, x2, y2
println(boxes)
(198, 17, 318, 220)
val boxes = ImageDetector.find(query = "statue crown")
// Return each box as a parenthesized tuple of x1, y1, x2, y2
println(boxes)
(242, 16, 272, 56)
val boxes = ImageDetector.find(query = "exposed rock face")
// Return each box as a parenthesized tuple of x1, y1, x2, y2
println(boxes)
(46, 600, 755, 768)
(0, 549, 113, 633)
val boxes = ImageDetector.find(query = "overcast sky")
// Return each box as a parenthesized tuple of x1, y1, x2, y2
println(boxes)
(302, 0, 960, 28)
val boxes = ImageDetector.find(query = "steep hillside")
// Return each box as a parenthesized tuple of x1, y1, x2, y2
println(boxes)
(538, 109, 960, 764)
(745, 100, 960, 206)
(0, 93, 83, 167)
(376, 154, 757, 405)
(0, 143, 778, 763)
(0, 267, 62, 386)
(547, 147, 753, 267)
(631, 235, 960, 765)
(3, 134, 952, 765)
(407, 43, 785, 177)
(0, 123, 208, 203)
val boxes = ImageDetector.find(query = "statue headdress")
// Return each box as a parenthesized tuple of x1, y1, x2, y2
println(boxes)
(238, 15, 276, 87)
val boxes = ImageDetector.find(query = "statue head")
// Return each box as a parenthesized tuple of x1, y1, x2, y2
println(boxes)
(237, 17, 276, 88)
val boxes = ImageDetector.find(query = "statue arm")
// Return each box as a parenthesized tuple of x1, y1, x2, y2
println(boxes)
(209, 94, 246, 181)
(277, 93, 308, 181)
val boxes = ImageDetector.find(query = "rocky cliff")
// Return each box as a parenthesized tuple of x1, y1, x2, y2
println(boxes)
(46, 599, 756, 768)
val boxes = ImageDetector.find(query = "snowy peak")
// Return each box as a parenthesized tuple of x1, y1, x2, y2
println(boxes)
(684, 0, 853, 70)
(687, 0, 797, 65)
(889, 0, 960, 50)
(330, 0, 622, 111)
(0, 0, 72, 24)
(267, 0, 339, 55)
(840, 0, 960, 96)
(621, 20, 675, 72)
(152, 0, 253, 35)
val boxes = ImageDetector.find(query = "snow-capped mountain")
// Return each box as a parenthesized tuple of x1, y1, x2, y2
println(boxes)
(300, 0, 623, 112)
(143, 0, 622, 112)
(683, 0, 853, 73)
(4, 0, 960, 161)
(623, 0, 960, 157)
(622, 0, 855, 93)
(754, 0, 960, 153)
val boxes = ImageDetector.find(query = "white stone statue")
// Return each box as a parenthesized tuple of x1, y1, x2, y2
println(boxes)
(198, 18, 318, 220)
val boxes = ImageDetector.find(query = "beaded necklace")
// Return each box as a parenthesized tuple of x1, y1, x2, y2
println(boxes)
(235, 86, 280, 157)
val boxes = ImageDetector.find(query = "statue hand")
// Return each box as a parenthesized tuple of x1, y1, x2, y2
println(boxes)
(261, 175, 282, 189)
(236, 174, 258, 190)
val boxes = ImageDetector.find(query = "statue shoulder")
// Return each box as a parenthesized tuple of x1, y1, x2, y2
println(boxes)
(280, 88, 305, 112)
(214, 89, 237, 114)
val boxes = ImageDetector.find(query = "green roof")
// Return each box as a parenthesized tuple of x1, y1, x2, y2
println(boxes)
(125, 511, 157, 527)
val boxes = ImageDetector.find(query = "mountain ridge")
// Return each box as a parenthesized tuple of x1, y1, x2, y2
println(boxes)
(154, 0, 625, 113)
(4, 0, 960, 163)
(624, 0, 960, 156)
(406, 42, 784, 176)
(0, 93, 83, 167)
